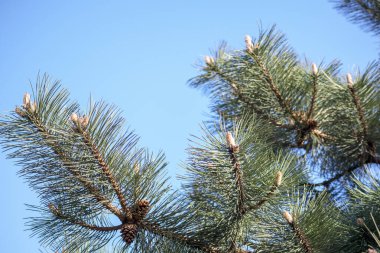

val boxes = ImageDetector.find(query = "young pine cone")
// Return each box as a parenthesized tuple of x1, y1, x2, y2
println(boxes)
(120, 223, 138, 245)
(133, 199, 150, 222)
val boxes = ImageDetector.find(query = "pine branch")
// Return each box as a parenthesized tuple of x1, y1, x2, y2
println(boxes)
(205, 62, 293, 130)
(246, 47, 298, 122)
(139, 221, 219, 253)
(21, 106, 124, 221)
(75, 124, 132, 220)
(306, 65, 319, 120)
(347, 75, 369, 139)
(247, 171, 282, 211)
(332, 0, 380, 35)
(283, 211, 314, 253)
(226, 132, 247, 216)
(245, 43, 328, 147)
(307, 156, 380, 187)
(306, 165, 360, 188)
(202, 50, 330, 150)
(48, 204, 122, 232)
(140, 220, 253, 253)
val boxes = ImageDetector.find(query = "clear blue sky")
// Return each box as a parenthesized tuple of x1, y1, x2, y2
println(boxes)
(0, 1, 377, 252)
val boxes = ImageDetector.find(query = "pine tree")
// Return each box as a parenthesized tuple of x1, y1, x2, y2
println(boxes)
(1, 13, 380, 253)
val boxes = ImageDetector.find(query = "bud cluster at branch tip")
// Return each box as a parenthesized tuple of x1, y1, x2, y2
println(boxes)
(15, 107, 26, 117)
(20, 92, 37, 114)
(71, 113, 89, 129)
(245, 34, 259, 53)
(30, 102, 37, 113)
(312, 63, 318, 75)
(226, 131, 239, 153)
(275, 171, 283, 187)
(133, 162, 140, 175)
(356, 217, 365, 226)
(346, 73, 353, 88)
(23, 93, 30, 108)
(283, 211, 293, 224)
(81, 116, 89, 128)
(245, 35, 254, 53)
(204, 55, 215, 66)
(48, 203, 60, 216)
(71, 113, 78, 123)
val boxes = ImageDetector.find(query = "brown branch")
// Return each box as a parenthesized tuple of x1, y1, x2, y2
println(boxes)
(79, 129, 132, 221)
(248, 52, 298, 121)
(49, 204, 122, 231)
(348, 84, 368, 138)
(247, 185, 278, 211)
(306, 74, 318, 120)
(284, 212, 313, 253)
(72, 220, 122, 232)
(141, 221, 254, 253)
(226, 133, 247, 217)
(69, 221, 121, 232)
(27, 114, 124, 221)
(305, 157, 380, 188)
(290, 222, 313, 253)
(209, 66, 294, 130)
(139, 221, 220, 253)
(305, 165, 360, 188)
(346, 83, 378, 165)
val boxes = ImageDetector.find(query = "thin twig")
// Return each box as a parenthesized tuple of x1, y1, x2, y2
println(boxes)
(140, 221, 219, 253)
(247, 185, 278, 211)
(50, 207, 122, 231)
(348, 85, 368, 138)
(284, 212, 313, 253)
(307, 74, 318, 120)
(141, 221, 253, 253)
(305, 157, 380, 187)
(290, 222, 313, 253)
(228, 146, 247, 216)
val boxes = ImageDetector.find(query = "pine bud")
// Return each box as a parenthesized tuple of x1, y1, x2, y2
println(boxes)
(133, 162, 140, 174)
(346, 73, 353, 88)
(245, 35, 254, 53)
(312, 63, 318, 75)
(368, 248, 377, 253)
(244, 35, 252, 45)
(204, 55, 215, 66)
(226, 132, 236, 147)
(15, 107, 26, 117)
(71, 113, 78, 123)
(226, 132, 239, 152)
(275, 171, 283, 187)
(357, 217, 365, 226)
(29, 101, 37, 113)
(283, 211, 293, 224)
(81, 116, 89, 128)
(48, 203, 60, 216)
(23, 93, 31, 108)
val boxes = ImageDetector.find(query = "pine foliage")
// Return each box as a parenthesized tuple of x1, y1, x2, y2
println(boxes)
(1, 26, 380, 253)
(332, 0, 380, 36)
